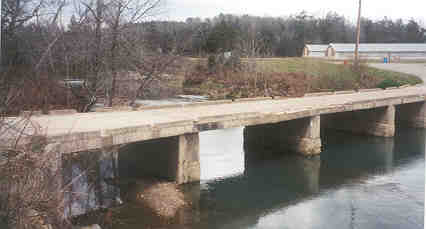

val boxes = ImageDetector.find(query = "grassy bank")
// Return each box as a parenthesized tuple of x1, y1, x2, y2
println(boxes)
(246, 58, 422, 85)
(183, 57, 422, 100)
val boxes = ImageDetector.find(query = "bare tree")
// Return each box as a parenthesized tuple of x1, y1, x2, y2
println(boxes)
(104, 0, 162, 107)
(76, 0, 162, 108)
(239, 18, 263, 57)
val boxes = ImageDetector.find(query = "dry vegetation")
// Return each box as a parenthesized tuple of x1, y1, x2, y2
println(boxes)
(184, 67, 311, 99)
(0, 135, 72, 229)
(182, 57, 422, 100)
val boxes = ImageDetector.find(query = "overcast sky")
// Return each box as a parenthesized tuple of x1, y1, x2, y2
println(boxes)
(160, 0, 426, 24)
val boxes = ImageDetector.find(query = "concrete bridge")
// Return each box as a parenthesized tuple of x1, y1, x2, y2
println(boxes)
(2, 86, 426, 184)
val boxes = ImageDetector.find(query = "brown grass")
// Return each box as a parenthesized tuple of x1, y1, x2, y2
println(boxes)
(5, 78, 90, 116)
(184, 62, 312, 100)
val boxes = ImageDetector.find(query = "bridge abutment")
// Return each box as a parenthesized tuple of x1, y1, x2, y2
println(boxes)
(244, 116, 321, 156)
(396, 101, 426, 128)
(118, 133, 200, 184)
(322, 105, 395, 137)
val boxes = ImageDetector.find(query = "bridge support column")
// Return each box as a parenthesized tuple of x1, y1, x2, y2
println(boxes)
(118, 133, 200, 184)
(175, 133, 201, 184)
(323, 105, 395, 137)
(244, 116, 321, 156)
(396, 102, 426, 128)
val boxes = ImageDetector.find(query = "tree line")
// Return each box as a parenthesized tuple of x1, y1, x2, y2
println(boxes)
(142, 12, 426, 57)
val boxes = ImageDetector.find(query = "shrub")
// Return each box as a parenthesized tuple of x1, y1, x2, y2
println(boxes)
(0, 137, 72, 229)
(4, 77, 94, 116)
(376, 79, 403, 89)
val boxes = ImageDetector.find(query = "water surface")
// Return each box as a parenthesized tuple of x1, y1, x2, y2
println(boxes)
(111, 127, 425, 229)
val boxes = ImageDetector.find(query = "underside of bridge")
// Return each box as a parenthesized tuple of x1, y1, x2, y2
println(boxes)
(118, 133, 200, 184)
(322, 105, 396, 137)
(244, 116, 322, 156)
(395, 101, 426, 128)
(115, 102, 426, 185)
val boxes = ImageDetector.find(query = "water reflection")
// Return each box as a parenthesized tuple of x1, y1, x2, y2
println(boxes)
(63, 150, 120, 217)
(200, 128, 245, 180)
(187, 128, 424, 229)
(67, 128, 425, 229)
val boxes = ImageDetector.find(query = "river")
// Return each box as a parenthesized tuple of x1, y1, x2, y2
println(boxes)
(88, 127, 424, 229)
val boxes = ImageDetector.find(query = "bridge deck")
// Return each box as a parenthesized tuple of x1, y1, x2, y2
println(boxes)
(2, 86, 426, 153)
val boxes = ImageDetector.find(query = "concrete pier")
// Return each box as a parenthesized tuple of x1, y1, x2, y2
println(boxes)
(396, 101, 426, 128)
(176, 133, 200, 184)
(322, 105, 395, 137)
(244, 116, 321, 156)
(119, 133, 200, 184)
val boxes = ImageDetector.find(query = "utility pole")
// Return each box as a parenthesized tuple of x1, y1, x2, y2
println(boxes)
(354, 0, 362, 69)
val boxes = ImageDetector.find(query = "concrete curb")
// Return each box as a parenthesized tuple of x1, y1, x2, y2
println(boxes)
(234, 97, 274, 102)
(184, 100, 233, 107)
(49, 109, 78, 115)
(304, 92, 334, 97)
(358, 88, 383, 92)
(385, 87, 399, 90)
(334, 90, 356, 95)
(136, 104, 184, 111)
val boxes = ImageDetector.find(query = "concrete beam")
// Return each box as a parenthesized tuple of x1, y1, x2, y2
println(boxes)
(244, 116, 321, 156)
(396, 101, 426, 128)
(323, 105, 395, 137)
(118, 133, 200, 184)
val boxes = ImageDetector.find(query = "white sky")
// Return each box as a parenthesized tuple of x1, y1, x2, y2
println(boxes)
(160, 0, 426, 24)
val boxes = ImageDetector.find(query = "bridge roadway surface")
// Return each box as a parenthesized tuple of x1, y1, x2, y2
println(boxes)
(3, 86, 426, 153)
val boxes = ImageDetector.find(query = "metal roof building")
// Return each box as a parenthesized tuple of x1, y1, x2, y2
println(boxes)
(303, 43, 426, 61)
(303, 44, 329, 58)
(328, 43, 426, 60)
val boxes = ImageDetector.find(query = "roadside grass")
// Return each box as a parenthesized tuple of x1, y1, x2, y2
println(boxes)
(244, 57, 422, 85)
(364, 67, 422, 85)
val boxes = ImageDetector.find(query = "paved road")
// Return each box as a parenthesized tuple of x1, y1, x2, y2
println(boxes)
(2, 86, 426, 153)
(370, 63, 426, 83)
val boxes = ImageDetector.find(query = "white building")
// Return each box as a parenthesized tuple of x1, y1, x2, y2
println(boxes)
(303, 43, 426, 61)
(303, 44, 329, 58)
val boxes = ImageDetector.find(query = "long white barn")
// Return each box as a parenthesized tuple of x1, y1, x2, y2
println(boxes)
(303, 43, 426, 61)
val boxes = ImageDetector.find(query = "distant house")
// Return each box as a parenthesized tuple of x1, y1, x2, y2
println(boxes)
(303, 44, 329, 58)
(303, 43, 426, 61)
